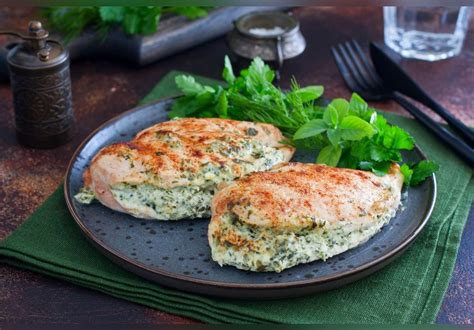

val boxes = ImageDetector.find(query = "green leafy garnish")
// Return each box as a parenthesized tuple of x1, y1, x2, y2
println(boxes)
(42, 6, 209, 43)
(172, 56, 438, 186)
(401, 160, 440, 186)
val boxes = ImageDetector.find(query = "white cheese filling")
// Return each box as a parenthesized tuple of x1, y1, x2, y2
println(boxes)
(210, 208, 398, 272)
(75, 139, 285, 220)
(110, 184, 213, 220)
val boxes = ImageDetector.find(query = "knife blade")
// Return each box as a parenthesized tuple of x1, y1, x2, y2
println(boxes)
(370, 42, 474, 147)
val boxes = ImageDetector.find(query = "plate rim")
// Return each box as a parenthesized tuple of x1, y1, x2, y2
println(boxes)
(64, 97, 437, 292)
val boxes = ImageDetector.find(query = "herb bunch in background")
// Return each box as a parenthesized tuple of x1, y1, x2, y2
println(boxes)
(42, 7, 209, 43)
(172, 56, 438, 186)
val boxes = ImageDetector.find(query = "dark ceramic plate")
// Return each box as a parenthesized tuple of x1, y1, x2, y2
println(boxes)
(65, 97, 436, 299)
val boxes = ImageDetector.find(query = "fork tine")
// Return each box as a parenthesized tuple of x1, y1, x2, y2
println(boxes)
(336, 43, 372, 92)
(350, 40, 385, 90)
(341, 41, 378, 92)
(331, 46, 364, 95)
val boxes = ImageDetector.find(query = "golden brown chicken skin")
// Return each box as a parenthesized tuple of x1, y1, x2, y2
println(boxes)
(76, 118, 294, 220)
(209, 162, 404, 272)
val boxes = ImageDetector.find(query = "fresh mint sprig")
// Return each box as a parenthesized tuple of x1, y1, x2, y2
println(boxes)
(172, 56, 438, 186)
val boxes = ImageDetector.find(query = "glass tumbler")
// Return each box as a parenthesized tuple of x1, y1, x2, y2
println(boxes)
(383, 7, 471, 61)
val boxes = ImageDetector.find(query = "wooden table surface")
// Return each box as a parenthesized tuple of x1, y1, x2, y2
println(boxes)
(0, 7, 472, 324)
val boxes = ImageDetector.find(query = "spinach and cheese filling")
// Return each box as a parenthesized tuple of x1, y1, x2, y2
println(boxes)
(208, 162, 404, 272)
(209, 211, 396, 273)
(110, 184, 214, 219)
(107, 145, 283, 220)
(75, 118, 294, 220)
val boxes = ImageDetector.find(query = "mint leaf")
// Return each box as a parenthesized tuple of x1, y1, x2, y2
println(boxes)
(329, 98, 349, 120)
(317, 144, 342, 167)
(400, 163, 413, 185)
(293, 119, 327, 140)
(327, 128, 341, 146)
(292, 86, 324, 102)
(410, 160, 439, 185)
(339, 116, 375, 141)
(323, 105, 339, 127)
(349, 93, 368, 117)
(222, 56, 235, 84)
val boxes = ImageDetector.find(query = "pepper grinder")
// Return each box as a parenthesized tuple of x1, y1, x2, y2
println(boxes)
(0, 21, 74, 148)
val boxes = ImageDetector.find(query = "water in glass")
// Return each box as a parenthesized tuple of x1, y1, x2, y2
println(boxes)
(384, 7, 471, 61)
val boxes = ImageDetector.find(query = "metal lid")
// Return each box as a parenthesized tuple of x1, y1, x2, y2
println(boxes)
(1, 21, 68, 71)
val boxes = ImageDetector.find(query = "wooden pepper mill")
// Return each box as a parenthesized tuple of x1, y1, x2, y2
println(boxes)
(0, 21, 74, 148)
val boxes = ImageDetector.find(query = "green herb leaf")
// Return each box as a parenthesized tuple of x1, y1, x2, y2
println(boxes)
(42, 6, 209, 42)
(122, 10, 140, 34)
(327, 128, 342, 146)
(171, 56, 438, 186)
(167, 6, 208, 19)
(222, 56, 235, 84)
(410, 160, 439, 186)
(99, 7, 124, 22)
(175, 75, 214, 95)
(349, 93, 369, 117)
(323, 105, 339, 127)
(247, 57, 275, 85)
(215, 88, 228, 118)
(339, 116, 375, 141)
(371, 161, 393, 176)
(329, 98, 349, 120)
(400, 163, 413, 185)
(382, 126, 414, 150)
(369, 144, 401, 162)
(293, 119, 327, 140)
(358, 160, 392, 176)
(317, 144, 342, 167)
(291, 86, 324, 102)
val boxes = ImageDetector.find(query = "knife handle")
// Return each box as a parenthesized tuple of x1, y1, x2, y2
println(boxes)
(409, 87, 474, 147)
(392, 92, 474, 167)
(0, 43, 10, 82)
(370, 42, 474, 147)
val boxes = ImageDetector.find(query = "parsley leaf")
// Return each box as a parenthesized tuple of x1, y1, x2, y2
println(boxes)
(222, 56, 235, 84)
(175, 75, 213, 95)
(410, 160, 439, 186)
(400, 163, 413, 185)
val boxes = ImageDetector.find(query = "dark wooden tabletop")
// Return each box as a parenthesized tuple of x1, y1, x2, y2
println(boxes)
(0, 7, 472, 324)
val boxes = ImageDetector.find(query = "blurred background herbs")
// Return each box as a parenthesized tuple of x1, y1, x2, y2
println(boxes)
(42, 6, 210, 42)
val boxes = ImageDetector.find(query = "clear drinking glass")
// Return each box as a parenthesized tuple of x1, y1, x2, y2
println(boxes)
(383, 7, 471, 61)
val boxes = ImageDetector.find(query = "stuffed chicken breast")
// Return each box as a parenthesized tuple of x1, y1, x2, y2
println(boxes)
(209, 162, 404, 272)
(75, 118, 294, 220)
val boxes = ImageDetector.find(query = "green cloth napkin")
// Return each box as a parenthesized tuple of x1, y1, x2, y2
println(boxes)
(1, 71, 472, 324)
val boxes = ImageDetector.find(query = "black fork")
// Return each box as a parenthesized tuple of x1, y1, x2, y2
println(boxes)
(331, 40, 473, 166)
